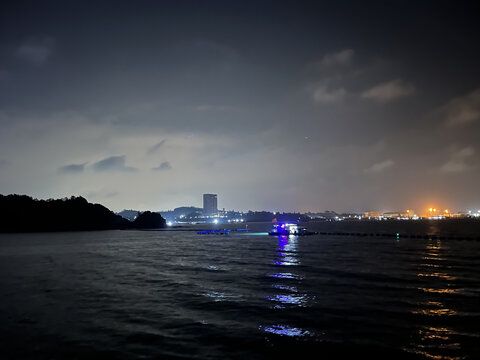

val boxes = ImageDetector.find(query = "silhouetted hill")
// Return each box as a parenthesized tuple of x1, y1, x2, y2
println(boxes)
(0, 194, 166, 233)
(132, 211, 166, 229)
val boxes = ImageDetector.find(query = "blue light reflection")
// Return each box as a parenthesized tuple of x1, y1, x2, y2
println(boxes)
(273, 284, 298, 292)
(261, 235, 312, 338)
(265, 293, 309, 307)
(269, 272, 302, 280)
(274, 235, 300, 266)
(261, 325, 311, 337)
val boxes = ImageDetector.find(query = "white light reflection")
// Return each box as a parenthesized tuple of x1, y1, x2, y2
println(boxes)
(203, 291, 241, 302)
(269, 273, 302, 280)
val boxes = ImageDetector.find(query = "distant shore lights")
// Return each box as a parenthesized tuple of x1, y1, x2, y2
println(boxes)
(426, 207, 450, 219)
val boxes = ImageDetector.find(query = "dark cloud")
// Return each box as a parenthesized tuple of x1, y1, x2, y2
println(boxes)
(16, 37, 55, 66)
(152, 161, 172, 172)
(92, 156, 136, 173)
(58, 163, 86, 174)
(147, 140, 166, 155)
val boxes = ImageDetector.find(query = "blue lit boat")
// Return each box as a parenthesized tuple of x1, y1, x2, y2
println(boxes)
(268, 222, 316, 236)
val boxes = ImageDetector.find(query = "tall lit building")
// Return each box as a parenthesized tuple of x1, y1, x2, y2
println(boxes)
(203, 194, 218, 215)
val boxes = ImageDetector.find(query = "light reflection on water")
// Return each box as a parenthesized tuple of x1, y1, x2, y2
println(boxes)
(274, 257, 299, 266)
(2, 228, 479, 359)
(421, 263, 441, 268)
(418, 287, 459, 295)
(269, 272, 302, 280)
(273, 284, 297, 292)
(203, 291, 237, 302)
(413, 301, 457, 317)
(419, 327, 452, 341)
(273, 235, 300, 266)
(409, 239, 460, 359)
(417, 272, 456, 281)
(414, 307, 457, 317)
(260, 324, 311, 337)
(265, 293, 310, 308)
(262, 235, 311, 336)
(422, 256, 447, 261)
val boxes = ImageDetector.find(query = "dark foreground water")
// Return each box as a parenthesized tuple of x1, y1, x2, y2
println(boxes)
(1, 223, 480, 359)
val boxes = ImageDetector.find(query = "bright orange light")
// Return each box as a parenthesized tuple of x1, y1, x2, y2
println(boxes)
(445, 209, 449, 213)
(429, 208, 433, 212)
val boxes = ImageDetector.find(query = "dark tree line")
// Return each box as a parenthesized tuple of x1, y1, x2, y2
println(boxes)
(0, 194, 166, 233)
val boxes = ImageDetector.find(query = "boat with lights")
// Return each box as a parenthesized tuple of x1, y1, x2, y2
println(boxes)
(268, 222, 316, 236)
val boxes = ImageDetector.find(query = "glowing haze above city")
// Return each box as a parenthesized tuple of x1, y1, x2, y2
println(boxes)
(0, 1, 479, 213)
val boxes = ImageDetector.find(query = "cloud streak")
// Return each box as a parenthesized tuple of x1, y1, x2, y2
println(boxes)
(364, 159, 394, 173)
(58, 163, 86, 174)
(92, 156, 137, 172)
(362, 79, 414, 102)
(152, 161, 172, 171)
(147, 139, 166, 155)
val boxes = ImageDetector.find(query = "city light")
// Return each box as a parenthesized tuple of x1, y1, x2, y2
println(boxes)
(160, 194, 478, 224)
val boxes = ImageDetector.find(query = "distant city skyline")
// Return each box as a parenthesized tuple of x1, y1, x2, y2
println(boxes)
(0, 1, 479, 213)
(156, 194, 478, 218)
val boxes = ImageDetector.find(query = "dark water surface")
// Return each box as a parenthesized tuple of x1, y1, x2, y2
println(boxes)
(1, 223, 479, 359)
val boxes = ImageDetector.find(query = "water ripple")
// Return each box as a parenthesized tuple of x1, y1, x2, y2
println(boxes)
(1, 229, 479, 359)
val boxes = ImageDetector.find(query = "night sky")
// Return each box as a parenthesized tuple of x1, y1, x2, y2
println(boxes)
(1, 1, 479, 213)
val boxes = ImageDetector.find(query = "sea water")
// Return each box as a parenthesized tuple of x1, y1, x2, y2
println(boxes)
(1, 223, 479, 359)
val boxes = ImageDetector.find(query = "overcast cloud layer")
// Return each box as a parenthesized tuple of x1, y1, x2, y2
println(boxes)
(0, 1, 479, 213)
